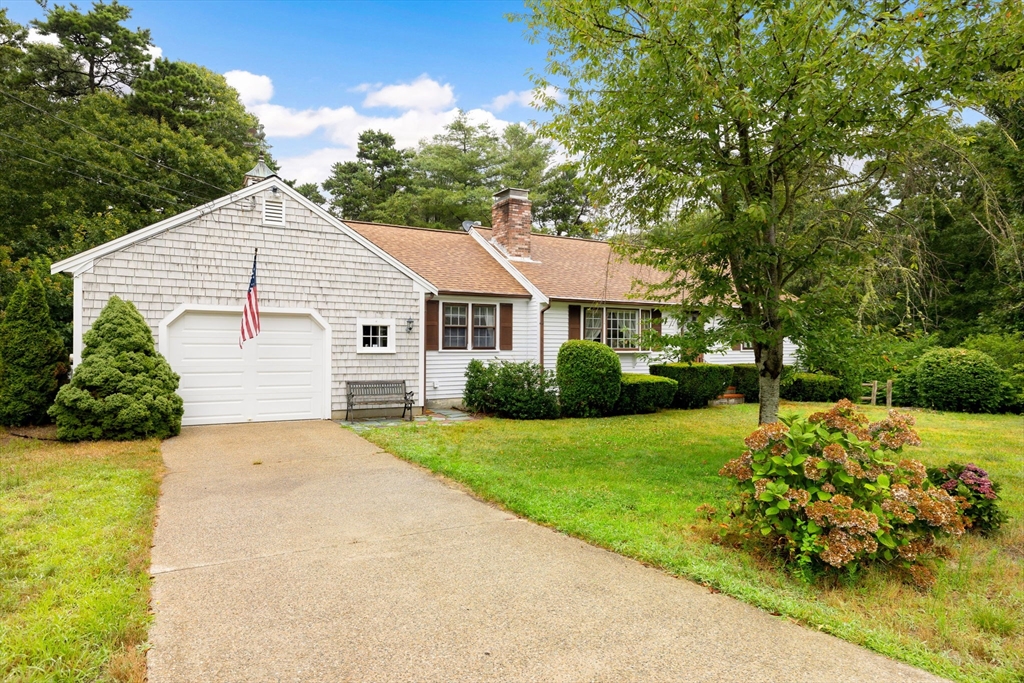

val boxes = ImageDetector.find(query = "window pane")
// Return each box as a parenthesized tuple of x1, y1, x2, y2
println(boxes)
(361, 324, 389, 348)
(443, 304, 468, 349)
(584, 308, 603, 342)
(473, 305, 495, 327)
(607, 309, 639, 349)
(443, 327, 467, 349)
(444, 304, 467, 326)
(471, 304, 496, 349)
(473, 328, 495, 348)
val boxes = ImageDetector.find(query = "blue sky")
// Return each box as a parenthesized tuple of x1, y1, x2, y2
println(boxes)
(6, 0, 550, 184)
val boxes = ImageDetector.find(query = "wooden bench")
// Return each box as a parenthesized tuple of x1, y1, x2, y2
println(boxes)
(345, 380, 414, 421)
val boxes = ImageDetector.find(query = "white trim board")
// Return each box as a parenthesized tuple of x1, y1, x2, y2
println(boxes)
(51, 180, 438, 296)
(157, 303, 333, 421)
(467, 227, 549, 304)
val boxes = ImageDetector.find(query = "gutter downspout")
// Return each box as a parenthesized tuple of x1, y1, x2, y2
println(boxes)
(539, 301, 551, 370)
(423, 292, 434, 411)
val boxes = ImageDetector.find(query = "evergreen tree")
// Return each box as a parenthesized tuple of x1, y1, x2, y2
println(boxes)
(0, 273, 67, 426)
(49, 296, 183, 441)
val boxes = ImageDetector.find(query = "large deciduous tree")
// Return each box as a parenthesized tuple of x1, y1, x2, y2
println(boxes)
(523, 0, 1023, 423)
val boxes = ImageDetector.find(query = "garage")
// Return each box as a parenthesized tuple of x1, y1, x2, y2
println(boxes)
(162, 308, 329, 426)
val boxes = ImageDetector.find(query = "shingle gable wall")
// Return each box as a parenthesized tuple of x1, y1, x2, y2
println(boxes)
(80, 190, 423, 414)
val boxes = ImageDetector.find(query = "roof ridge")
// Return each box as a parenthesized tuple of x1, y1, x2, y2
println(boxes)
(344, 220, 475, 235)
(476, 226, 611, 246)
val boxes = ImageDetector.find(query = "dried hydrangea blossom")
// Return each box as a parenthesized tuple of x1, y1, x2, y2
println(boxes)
(802, 456, 825, 480)
(822, 443, 847, 463)
(718, 450, 753, 481)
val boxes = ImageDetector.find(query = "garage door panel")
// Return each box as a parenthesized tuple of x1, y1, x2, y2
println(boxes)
(254, 396, 315, 419)
(256, 370, 314, 389)
(256, 343, 313, 361)
(178, 371, 245, 390)
(180, 340, 241, 361)
(166, 310, 325, 425)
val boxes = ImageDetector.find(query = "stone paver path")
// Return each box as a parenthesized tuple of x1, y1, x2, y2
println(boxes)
(148, 420, 947, 683)
(344, 407, 474, 432)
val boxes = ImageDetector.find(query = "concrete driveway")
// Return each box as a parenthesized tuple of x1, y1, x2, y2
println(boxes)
(148, 420, 945, 682)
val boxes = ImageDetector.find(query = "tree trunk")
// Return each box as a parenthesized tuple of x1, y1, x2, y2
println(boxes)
(755, 337, 785, 424)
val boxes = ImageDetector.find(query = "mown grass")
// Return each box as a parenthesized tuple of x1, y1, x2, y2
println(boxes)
(365, 402, 1023, 683)
(0, 431, 162, 682)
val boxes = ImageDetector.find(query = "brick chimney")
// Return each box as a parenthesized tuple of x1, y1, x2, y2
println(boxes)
(491, 188, 532, 259)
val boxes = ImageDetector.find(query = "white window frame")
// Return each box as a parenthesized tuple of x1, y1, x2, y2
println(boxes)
(436, 300, 508, 352)
(583, 306, 656, 352)
(356, 317, 396, 354)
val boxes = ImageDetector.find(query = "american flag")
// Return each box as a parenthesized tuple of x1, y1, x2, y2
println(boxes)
(239, 249, 260, 348)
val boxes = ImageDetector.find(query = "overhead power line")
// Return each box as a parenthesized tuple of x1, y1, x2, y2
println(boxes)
(0, 130, 212, 205)
(0, 145, 188, 209)
(0, 88, 234, 196)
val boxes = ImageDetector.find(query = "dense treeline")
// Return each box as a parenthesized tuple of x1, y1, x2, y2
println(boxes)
(318, 117, 598, 237)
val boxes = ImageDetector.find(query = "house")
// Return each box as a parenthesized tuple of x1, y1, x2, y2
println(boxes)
(51, 163, 796, 426)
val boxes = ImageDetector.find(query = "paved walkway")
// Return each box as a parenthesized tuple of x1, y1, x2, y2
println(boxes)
(148, 420, 945, 683)
(344, 407, 474, 432)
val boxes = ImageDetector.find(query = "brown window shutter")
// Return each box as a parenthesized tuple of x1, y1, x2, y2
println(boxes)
(652, 309, 662, 335)
(568, 305, 581, 340)
(499, 303, 513, 350)
(732, 342, 742, 351)
(425, 299, 439, 351)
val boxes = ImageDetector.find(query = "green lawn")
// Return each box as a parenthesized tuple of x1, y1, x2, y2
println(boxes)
(0, 432, 162, 683)
(365, 402, 1024, 683)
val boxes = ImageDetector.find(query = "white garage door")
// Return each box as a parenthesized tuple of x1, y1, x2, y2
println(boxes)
(165, 310, 327, 426)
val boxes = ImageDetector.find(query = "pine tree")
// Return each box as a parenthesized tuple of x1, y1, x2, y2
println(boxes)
(0, 272, 67, 426)
(49, 296, 183, 441)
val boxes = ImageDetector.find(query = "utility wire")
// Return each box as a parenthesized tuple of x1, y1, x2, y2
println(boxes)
(0, 88, 235, 195)
(0, 130, 211, 205)
(0, 145, 187, 209)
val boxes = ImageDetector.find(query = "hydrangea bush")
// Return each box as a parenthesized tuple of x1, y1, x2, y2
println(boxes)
(719, 400, 968, 586)
(927, 462, 1008, 535)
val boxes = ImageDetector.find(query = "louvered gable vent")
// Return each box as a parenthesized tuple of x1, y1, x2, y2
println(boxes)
(263, 196, 285, 226)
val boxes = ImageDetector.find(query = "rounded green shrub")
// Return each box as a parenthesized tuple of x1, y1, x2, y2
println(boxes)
(915, 348, 1005, 413)
(492, 361, 560, 420)
(781, 372, 846, 403)
(0, 273, 68, 426)
(649, 363, 733, 409)
(613, 374, 678, 415)
(49, 296, 183, 441)
(556, 340, 621, 417)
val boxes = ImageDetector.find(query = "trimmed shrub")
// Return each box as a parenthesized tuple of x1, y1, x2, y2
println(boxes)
(730, 364, 760, 402)
(556, 340, 621, 417)
(781, 372, 846, 403)
(49, 296, 183, 441)
(613, 374, 678, 415)
(463, 359, 559, 419)
(0, 273, 68, 426)
(719, 400, 967, 586)
(463, 359, 500, 414)
(492, 360, 560, 420)
(927, 462, 1008, 536)
(915, 348, 1005, 413)
(650, 363, 733, 409)
(890, 363, 920, 408)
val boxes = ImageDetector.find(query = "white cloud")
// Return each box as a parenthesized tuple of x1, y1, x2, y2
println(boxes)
(146, 45, 163, 65)
(361, 74, 455, 112)
(228, 71, 515, 184)
(224, 70, 274, 106)
(25, 28, 60, 46)
(488, 85, 561, 112)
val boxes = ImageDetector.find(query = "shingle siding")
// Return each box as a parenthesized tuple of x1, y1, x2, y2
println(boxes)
(79, 190, 423, 416)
